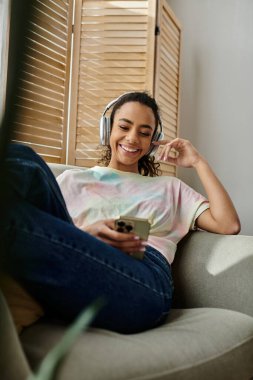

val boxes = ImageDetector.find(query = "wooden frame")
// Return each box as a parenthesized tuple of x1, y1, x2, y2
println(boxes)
(154, 0, 181, 176)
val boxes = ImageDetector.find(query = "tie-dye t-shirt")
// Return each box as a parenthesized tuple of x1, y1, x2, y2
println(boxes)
(57, 166, 209, 264)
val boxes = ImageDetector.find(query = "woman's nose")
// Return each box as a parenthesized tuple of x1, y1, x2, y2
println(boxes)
(126, 129, 138, 143)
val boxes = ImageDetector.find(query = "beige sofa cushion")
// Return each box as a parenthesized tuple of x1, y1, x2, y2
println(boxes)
(21, 308, 253, 380)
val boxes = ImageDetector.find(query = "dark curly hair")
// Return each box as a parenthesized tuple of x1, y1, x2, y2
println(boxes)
(98, 91, 162, 177)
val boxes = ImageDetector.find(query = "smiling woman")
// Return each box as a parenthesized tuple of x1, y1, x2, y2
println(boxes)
(1, 91, 240, 336)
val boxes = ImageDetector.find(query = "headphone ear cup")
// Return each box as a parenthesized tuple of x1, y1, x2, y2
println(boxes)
(148, 131, 164, 156)
(99, 116, 111, 145)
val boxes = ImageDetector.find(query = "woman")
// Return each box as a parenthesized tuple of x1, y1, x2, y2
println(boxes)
(1, 92, 240, 334)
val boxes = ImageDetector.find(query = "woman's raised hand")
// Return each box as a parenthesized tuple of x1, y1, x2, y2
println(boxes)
(153, 138, 202, 168)
(83, 219, 147, 255)
(153, 138, 240, 234)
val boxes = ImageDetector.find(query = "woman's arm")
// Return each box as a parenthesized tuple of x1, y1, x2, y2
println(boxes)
(193, 157, 240, 234)
(154, 138, 241, 235)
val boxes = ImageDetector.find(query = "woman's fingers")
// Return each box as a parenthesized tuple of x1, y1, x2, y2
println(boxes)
(110, 239, 147, 254)
(98, 233, 147, 254)
(153, 138, 201, 167)
(154, 140, 173, 161)
(84, 219, 148, 254)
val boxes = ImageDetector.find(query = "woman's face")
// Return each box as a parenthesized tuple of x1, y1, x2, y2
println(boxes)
(108, 101, 156, 173)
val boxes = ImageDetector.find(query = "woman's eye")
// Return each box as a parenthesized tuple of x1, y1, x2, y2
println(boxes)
(140, 131, 151, 137)
(119, 125, 128, 130)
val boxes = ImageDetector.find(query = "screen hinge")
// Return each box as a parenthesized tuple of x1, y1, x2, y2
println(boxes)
(155, 26, 160, 36)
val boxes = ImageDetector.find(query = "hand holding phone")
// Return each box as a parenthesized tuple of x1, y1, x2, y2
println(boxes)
(114, 216, 151, 259)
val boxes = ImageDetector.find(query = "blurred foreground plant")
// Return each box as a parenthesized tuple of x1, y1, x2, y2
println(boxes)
(27, 298, 105, 380)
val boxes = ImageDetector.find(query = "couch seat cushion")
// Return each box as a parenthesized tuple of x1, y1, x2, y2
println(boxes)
(20, 308, 253, 380)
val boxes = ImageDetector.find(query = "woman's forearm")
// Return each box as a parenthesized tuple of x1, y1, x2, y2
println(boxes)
(194, 157, 241, 234)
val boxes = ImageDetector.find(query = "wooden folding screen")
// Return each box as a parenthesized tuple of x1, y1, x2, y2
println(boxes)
(68, 0, 157, 167)
(12, 0, 73, 163)
(69, 0, 181, 174)
(11, 0, 181, 175)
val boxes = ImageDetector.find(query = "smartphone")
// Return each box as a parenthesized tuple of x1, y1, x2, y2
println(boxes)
(114, 216, 151, 259)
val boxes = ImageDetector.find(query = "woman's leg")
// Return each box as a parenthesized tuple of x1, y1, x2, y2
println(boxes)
(1, 143, 72, 222)
(1, 145, 173, 334)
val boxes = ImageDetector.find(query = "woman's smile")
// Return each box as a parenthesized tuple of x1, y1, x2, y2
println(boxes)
(119, 144, 141, 154)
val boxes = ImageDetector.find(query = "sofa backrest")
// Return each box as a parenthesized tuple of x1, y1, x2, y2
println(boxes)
(48, 163, 84, 178)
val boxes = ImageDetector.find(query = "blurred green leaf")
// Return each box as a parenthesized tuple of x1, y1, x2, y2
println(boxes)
(27, 298, 104, 380)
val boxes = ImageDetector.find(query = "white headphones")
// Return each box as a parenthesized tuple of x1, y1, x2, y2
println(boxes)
(99, 92, 164, 156)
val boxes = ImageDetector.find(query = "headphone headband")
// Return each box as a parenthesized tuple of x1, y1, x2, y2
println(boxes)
(101, 92, 135, 117)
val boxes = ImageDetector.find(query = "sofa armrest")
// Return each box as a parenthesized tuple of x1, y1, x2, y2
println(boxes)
(172, 231, 253, 317)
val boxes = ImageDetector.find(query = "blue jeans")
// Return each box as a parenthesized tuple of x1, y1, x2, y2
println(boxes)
(1, 144, 174, 334)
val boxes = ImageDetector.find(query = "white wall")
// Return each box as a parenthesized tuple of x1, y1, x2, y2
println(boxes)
(166, 0, 253, 235)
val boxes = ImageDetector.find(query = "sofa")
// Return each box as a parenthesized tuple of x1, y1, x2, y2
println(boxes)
(1, 163, 253, 380)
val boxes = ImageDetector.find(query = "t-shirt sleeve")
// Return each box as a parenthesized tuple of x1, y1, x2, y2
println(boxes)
(190, 200, 210, 230)
(177, 179, 210, 232)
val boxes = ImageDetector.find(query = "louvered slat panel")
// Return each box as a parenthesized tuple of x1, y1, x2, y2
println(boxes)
(28, 27, 67, 51)
(12, 131, 62, 148)
(24, 46, 66, 71)
(22, 56, 65, 79)
(159, 161, 176, 176)
(14, 105, 62, 124)
(31, 15, 67, 41)
(33, 2, 68, 24)
(12, 0, 73, 163)
(68, 0, 156, 166)
(21, 72, 64, 93)
(42, 0, 68, 18)
(18, 82, 65, 102)
(16, 97, 64, 117)
(18, 88, 63, 110)
(83, 22, 147, 31)
(25, 39, 66, 66)
(155, 0, 181, 177)
(19, 143, 63, 163)
(13, 123, 62, 140)
(15, 116, 63, 133)
(80, 66, 146, 76)
(83, 15, 148, 24)
(83, 1, 149, 9)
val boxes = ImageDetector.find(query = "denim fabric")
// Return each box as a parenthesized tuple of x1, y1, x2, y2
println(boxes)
(1, 144, 174, 334)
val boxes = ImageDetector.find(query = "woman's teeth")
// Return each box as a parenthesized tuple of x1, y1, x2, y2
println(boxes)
(120, 145, 139, 153)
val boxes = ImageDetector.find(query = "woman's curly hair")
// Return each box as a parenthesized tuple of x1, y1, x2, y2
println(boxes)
(97, 91, 162, 177)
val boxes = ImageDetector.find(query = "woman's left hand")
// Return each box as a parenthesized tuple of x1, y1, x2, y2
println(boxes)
(154, 138, 241, 235)
(153, 138, 202, 168)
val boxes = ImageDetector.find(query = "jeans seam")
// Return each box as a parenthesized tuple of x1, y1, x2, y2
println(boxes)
(12, 226, 172, 300)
